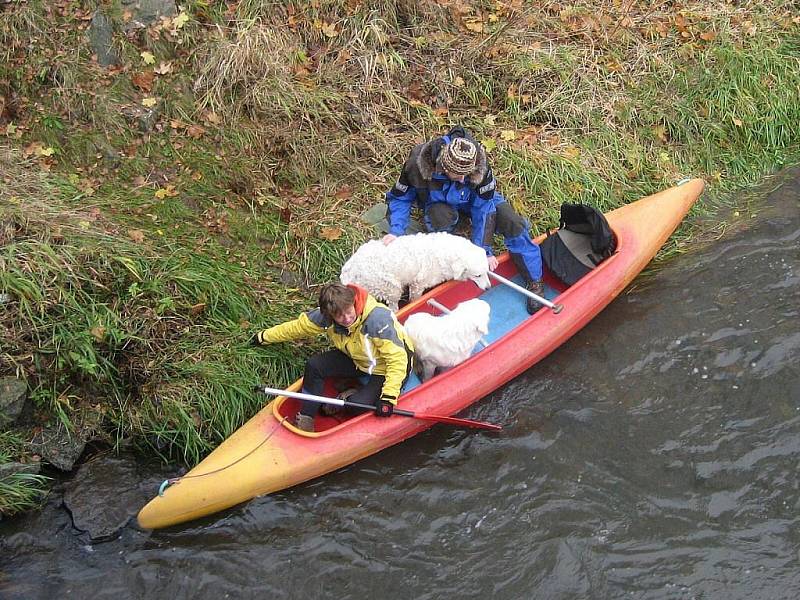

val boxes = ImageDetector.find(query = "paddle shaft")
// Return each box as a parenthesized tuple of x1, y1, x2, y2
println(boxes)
(426, 299, 489, 348)
(487, 271, 564, 313)
(257, 386, 501, 431)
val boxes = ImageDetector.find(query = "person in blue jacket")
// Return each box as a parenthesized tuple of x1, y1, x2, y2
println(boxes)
(383, 126, 545, 314)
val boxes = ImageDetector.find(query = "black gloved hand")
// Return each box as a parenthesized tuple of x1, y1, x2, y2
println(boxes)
(374, 398, 394, 417)
(250, 332, 262, 346)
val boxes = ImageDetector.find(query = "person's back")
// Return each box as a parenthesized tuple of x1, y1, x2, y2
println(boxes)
(384, 126, 547, 314)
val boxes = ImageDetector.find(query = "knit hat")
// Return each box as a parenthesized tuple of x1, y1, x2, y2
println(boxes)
(441, 137, 478, 176)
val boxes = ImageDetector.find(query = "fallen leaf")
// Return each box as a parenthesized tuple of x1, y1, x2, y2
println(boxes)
(481, 138, 497, 152)
(141, 51, 156, 65)
(186, 124, 205, 139)
(90, 326, 106, 342)
(500, 130, 517, 141)
(39, 146, 55, 157)
(652, 124, 668, 143)
(142, 97, 158, 108)
(23, 142, 43, 157)
(173, 11, 190, 29)
(741, 20, 757, 36)
(319, 226, 342, 241)
(128, 229, 145, 243)
(154, 62, 172, 75)
(699, 30, 717, 42)
(131, 71, 154, 91)
(732, 117, 743, 127)
(321, 21, 338, 37)
(562, 146, 581, 159)
(453, 76, 465, 87)
(334, 186, 352, 200)
(190, 303, 206, 316)
(204, 111, 222, 125)
(465, 20, 484, 33)
(155, 185, 179, 199)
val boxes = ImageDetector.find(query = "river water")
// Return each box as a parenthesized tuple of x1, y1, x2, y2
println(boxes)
(2, 171, 799, 599)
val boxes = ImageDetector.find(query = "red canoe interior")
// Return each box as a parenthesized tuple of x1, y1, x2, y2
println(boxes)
(275, 248, 577, 433)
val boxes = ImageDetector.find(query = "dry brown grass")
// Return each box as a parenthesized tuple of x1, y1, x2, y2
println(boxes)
(0, 146, 119, 244)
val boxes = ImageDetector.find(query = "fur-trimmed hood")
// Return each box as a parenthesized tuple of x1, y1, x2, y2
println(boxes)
(413, 129, 489, 187)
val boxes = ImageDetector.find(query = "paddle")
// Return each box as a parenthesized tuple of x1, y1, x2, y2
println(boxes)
(255, 385, 502, 431)
(487, 271, 564, 313)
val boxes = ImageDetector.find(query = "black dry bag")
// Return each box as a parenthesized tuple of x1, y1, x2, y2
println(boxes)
(540, 203, 617, 286)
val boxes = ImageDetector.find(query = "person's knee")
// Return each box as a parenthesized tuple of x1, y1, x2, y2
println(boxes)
(426, 203, 458, 231)
(304, 354, 326, 379)
(494, 203, 526, 237)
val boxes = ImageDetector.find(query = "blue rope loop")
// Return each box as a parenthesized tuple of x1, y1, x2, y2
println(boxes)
(158, 479, 172, 496)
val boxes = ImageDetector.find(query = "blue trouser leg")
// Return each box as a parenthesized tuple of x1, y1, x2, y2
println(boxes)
(493, 201, 542, 281)
(504, 229, 543, 281)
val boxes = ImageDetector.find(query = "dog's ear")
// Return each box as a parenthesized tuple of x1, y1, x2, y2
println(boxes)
(451, 257, 468, 280)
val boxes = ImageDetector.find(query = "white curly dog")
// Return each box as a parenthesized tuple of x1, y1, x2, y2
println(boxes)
(340, 232, 491, 310)
(403, 298, 491, 381)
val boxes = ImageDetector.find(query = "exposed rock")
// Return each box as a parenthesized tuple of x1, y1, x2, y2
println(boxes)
(360, 202, 387, 231)
(62, 456, 151, 541)
(121, 103, 162, 133)
(94, 137, 121, 169)
(122, 0, 177, 31)
(28, 423, 87, 472)
(360, 202, 423, 235)
(88, 11, 120, 67)
(0, 377, 27, 426)
(0, 460, 41, 479)
(279, 269, 305, 288)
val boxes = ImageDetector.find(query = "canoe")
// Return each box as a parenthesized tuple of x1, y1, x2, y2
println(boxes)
(137, 179, 705, 529)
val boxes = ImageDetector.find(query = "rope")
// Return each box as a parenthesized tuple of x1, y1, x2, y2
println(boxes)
(158, 416, 289, 496)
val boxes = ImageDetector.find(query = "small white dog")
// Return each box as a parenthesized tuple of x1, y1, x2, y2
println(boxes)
(403, 298, 491, 381)
(340, 232, 491, 310)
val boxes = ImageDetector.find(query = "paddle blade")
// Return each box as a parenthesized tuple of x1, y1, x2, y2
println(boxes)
(414, 413, 502, 431)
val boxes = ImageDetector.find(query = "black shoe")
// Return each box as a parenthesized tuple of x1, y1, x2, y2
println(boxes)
(321, 388, 356, 416)
(294, 413, 315, 432)
(525, 280, 545, 315)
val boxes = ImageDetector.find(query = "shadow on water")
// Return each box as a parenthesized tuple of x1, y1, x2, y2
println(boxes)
(2, 170, 799, 599)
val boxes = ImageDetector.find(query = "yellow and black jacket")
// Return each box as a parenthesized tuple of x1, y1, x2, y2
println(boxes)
(254, 286, 414, 404)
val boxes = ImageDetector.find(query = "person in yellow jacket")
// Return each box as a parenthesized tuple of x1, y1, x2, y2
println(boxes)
(252, 282, 414, 432)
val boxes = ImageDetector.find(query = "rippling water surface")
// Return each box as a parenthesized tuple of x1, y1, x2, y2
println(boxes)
(2, 172, 799, 599)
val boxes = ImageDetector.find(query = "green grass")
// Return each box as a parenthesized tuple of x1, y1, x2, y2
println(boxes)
(1, 0, 799, 513)
(0, 432, 49, 516)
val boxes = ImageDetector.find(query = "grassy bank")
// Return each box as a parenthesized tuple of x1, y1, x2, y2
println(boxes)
(1, 0, 798, 514)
